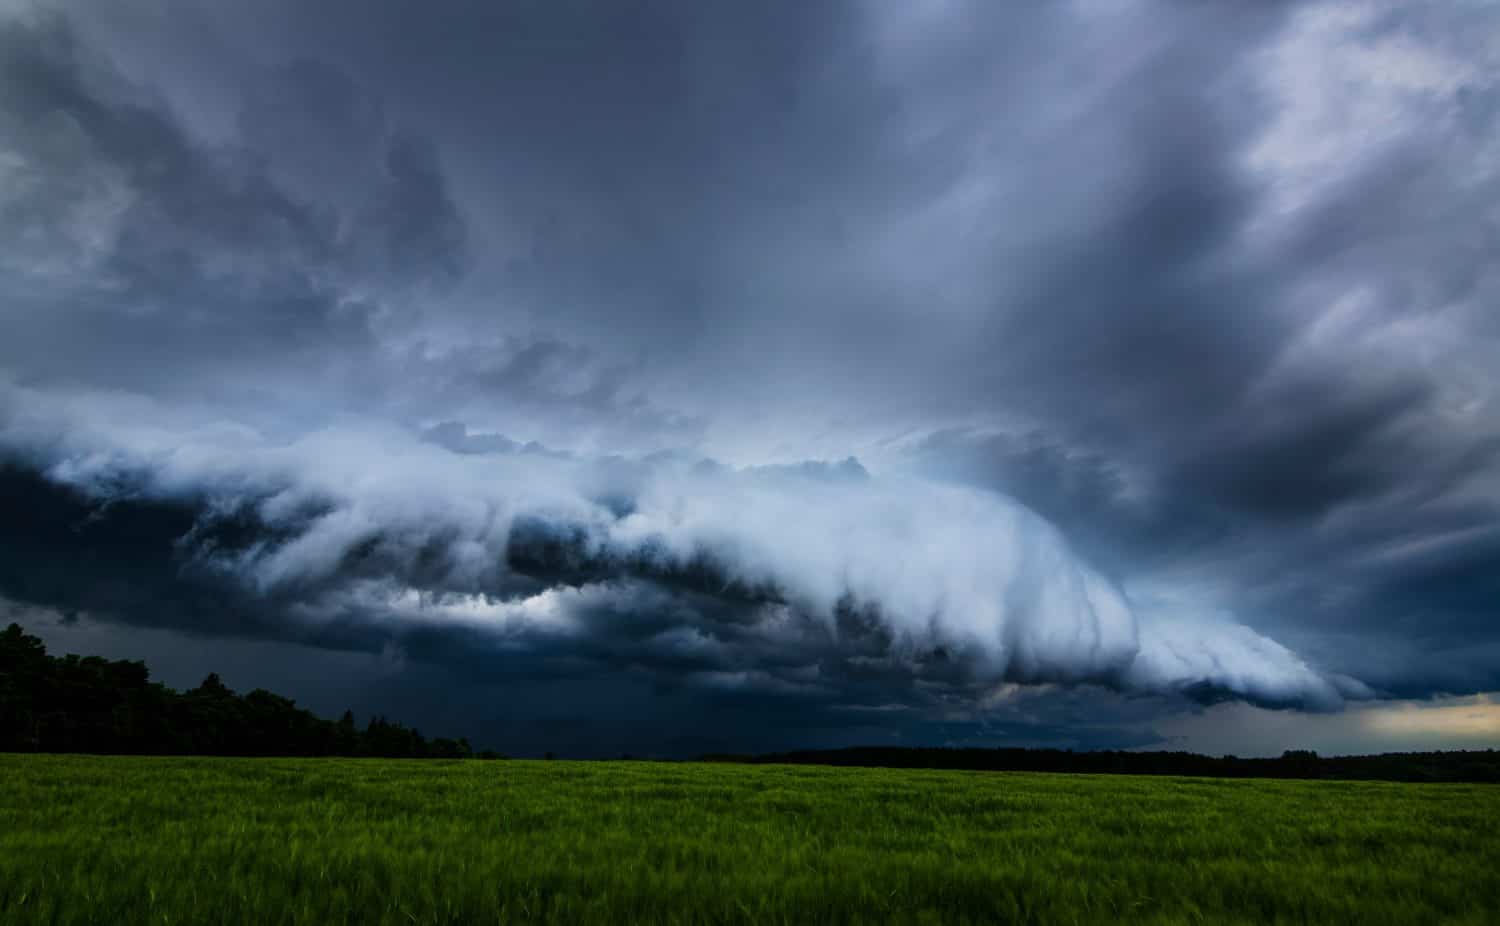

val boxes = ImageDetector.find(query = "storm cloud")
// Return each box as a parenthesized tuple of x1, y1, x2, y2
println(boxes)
(1, 0, 1496, 754)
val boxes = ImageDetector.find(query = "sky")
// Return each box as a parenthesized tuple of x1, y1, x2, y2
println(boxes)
(1, 0, 1498, 757)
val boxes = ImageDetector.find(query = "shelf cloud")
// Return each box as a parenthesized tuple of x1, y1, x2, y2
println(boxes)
(0, 383, 1367, 712)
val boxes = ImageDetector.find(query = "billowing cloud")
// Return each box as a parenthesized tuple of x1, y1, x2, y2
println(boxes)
(0, 381, 1354, 711)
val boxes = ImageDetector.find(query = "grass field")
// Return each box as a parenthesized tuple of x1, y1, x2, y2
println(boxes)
(1, 756, 1496, 924)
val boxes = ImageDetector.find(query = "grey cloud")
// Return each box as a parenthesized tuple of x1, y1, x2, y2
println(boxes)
(2, 0, 1499, 752)
(421, 421, 523, 456)
(0, 14, 457, 397)
(0, 11, 701, 449)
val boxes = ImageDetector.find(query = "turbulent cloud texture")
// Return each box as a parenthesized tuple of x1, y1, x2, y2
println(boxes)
(1, 0, 1497, 753)
(0, 382, 1361, 710)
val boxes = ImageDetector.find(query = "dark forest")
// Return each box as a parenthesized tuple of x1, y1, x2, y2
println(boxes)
(5, 622, 1497, 781)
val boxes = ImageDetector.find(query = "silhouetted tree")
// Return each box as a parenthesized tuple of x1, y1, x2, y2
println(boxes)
(6, 621, 1500, 780)
(701, 745, 1500, 783)
(0, 623, 491, 759)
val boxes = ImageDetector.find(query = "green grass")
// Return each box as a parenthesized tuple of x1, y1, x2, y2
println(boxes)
(0, 756, 1495, 924)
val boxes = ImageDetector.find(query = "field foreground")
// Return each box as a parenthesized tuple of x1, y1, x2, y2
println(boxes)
(1, 756, 1496, 924)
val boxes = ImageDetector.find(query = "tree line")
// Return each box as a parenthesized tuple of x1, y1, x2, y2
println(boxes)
(6, 620, 1498, 779)
(702, 745, 1500, 783)
(0, 623, 502, 758)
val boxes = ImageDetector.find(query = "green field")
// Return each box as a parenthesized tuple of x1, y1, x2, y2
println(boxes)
(1, 756, 1495, 924)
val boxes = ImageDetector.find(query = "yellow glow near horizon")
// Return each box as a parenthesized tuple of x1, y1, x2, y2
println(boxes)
(1359, 694, 1500, 739)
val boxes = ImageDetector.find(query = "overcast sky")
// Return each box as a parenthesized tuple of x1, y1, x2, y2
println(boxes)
(2, 0, 1498, 757)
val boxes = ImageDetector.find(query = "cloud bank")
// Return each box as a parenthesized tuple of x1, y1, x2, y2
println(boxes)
(0, 383, 1359, 710)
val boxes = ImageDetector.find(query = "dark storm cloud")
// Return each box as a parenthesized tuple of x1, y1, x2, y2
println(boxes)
(887, 0, 1500, 700)
(0, 459, 1181, 757)
(0, 10, 688, 447)
(0, 397, 1360, 715)
(1, 0, 1498, 752)
(0, 14, 455, 395)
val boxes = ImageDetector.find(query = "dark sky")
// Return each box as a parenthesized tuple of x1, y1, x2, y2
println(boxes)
(2, 0, 1498, 756)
